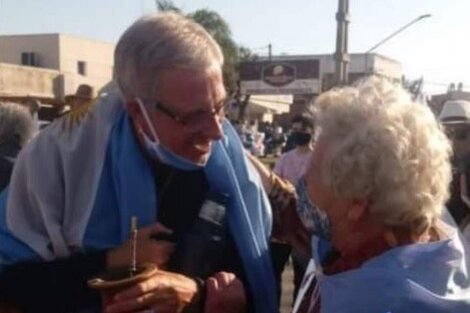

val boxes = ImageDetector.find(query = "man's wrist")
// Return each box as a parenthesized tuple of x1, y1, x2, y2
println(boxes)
(183, 277, 206, 313)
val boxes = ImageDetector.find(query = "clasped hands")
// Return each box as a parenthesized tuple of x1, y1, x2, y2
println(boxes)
(104, 223, 246, 313)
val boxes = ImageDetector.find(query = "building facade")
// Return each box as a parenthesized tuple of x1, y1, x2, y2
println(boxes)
(239, 53, 403, 124)
(0, 33, 114, 100)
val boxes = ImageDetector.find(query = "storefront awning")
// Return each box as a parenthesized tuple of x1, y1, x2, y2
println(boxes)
(247, 95, 292, 115)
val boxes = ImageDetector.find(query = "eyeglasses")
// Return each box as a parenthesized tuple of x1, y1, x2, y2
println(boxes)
(150, 99, 230, 133)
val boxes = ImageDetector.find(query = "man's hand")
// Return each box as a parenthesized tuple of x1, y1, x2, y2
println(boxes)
(106, 223, 175, 269)
(205, 272, 246, 313)
(104, 270, 199, 313)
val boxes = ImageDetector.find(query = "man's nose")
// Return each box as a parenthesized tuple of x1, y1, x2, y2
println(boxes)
(204, 114, 224, 140)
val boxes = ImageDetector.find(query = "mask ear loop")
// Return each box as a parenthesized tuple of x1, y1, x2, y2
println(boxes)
(135, 98, 160, 144)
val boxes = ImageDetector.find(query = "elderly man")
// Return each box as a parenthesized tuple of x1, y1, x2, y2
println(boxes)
(0, 102, 35, 192)
(0, 13, 276, 313)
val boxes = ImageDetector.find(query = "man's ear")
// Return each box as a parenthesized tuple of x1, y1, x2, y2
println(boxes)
(347, 198, 368, 221)
(125, 99, 147, 128)
(124, 99, 147, 138)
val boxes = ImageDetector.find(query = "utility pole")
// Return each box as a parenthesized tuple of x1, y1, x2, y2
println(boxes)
(334, 0, 350, 86)
(268, 43, 272, 61)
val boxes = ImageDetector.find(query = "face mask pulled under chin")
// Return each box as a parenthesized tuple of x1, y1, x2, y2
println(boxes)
(291, 132, 312, 146)
(135, 98, 208, 171)
(296, 176, 331, 240)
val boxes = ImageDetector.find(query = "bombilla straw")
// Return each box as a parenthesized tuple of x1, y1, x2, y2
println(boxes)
(130, 216, 138, 277)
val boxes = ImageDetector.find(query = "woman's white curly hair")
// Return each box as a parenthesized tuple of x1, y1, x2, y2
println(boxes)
(314, 76, 452, 234)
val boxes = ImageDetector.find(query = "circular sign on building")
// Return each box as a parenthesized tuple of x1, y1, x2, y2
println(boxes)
(262, 63, 296, 87)
(240, 59, 320, 95)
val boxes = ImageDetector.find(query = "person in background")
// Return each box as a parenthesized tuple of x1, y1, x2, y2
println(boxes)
(0, 12, 276, 313)
(271, 115, 314, 309)
(65, 84, 96, 112)
(283, 115, 309, 153)
(270, 126, 285, 157)
(0, 102, 34, 192)
(251, 132, 265, 157)
(439, 100, 470, 231)
(25, 98, 43, 134)
(274, 115, 314, 185)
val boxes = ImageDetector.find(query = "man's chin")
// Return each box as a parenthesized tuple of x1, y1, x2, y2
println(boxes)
(190, 151, 211, 165)
(190, 149, 213, 165)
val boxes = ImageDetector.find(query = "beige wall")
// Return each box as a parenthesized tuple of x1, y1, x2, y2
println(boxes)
(0, 33, 115, 99)
(318, 53, 402, 80)
(247, 53, 402, 94)
(371, 54, 403, 81)
(0, 63, 60, 98)
(58, 34, 114, 96)
(0, 34, 60, 69)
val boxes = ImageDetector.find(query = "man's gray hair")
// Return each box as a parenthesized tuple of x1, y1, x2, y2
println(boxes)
(0, 102, 34, 156)
(114, 12, 224, 100)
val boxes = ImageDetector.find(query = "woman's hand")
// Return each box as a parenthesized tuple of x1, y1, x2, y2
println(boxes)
(205, 272, 246, 313)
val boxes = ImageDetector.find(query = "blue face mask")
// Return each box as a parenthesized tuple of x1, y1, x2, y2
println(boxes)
(296, 176, 331, 240)
(136, 98, 208, 171)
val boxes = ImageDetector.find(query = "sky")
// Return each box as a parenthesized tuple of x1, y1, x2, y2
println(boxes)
(0, 0, 468, 94)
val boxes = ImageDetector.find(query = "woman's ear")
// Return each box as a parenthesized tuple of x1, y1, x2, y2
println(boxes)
(384, 231, 398, 247)
(347, 198, 368, 221)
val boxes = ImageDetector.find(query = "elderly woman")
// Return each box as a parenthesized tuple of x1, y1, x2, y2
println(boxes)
(246, 77, 470, 313)
(0, 102, 34, 192)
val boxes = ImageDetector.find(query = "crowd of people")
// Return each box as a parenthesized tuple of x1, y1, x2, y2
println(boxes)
(0, 11, 469, 313)
(234, 120, 287, 158)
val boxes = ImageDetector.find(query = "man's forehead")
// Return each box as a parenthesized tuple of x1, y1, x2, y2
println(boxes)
(158, 66, 222, 82)
(156, 67, 226, 109)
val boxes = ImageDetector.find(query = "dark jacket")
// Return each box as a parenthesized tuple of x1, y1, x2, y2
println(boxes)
(447, 159, 470, 226)
(0, 157, 14, 193)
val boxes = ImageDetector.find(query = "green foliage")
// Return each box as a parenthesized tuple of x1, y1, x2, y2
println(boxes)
(238, 46, 255, 61)
(155, 0, 181, 12)
(153, 1, 253, 93)
(402, 75, 424, 100)
(188, 9, 239, 93)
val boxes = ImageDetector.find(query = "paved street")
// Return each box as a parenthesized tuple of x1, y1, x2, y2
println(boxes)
(280, 260, 295, 313)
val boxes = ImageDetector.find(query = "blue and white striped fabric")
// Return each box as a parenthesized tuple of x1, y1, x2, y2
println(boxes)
(0, 89, 277, 313)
